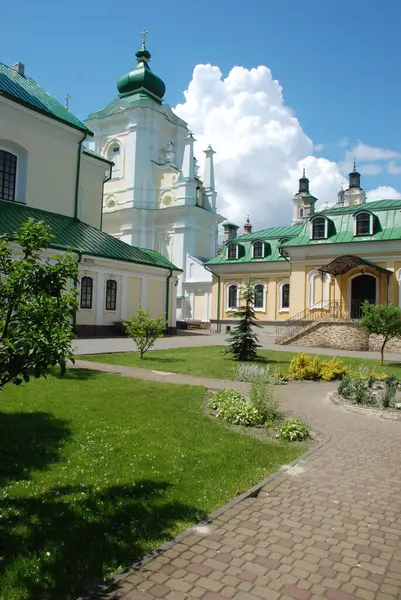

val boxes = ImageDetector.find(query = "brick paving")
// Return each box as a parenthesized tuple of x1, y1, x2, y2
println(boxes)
(76, 364, 401, 600)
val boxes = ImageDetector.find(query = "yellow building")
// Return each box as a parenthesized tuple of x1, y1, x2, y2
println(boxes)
(0, 61, 180, 336)
(207, 169, 401, 350)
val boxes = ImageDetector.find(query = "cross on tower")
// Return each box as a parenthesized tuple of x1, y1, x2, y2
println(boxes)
(65, 93, 71, 110)
(141, 28, 148, 47)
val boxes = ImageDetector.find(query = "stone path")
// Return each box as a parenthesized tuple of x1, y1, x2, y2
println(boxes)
(75, 362, 401, 600)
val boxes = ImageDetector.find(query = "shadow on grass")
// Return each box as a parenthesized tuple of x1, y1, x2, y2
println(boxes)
(0, 411, 71, 486)
(1, 480, 205, 600)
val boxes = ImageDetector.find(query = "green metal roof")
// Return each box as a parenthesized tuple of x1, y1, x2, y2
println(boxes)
(283, 198, 401, 247)
(0, 200, 180, 271)
(83, 147, 113, 165)
(207, 224, 302, 266)
(0, 62, 92, 134)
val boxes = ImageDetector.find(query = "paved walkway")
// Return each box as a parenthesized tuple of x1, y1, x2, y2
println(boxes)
(73, 332, 401, 365)
(75, 361, 401, 600)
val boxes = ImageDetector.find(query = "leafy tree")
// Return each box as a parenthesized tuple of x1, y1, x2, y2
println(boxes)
(226, 282, 261, 361)
(124, 308, 166, 358)
(0, 219, 78, 389)
(359, 301, 401, 364)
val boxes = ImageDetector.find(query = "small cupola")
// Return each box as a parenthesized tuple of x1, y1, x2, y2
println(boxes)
(243, 216, 252, 235)
(117, 30, 166, 103)
(298, 167, 309, 194)
(348, 160, 361, 189)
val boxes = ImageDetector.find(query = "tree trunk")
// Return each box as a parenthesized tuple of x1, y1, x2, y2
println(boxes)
(380, 338, 387, 365)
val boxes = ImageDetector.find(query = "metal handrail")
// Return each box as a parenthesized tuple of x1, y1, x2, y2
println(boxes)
(275, 300, 361, 344)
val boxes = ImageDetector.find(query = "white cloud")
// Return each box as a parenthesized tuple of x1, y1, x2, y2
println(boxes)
(387, 161, 401, 175)
(366, 186, 401, 203)
(174, 64, 401, 229)
(358, 164, 383, 175)
(314, 143, 324, 152)
(351, 142, 400, 162)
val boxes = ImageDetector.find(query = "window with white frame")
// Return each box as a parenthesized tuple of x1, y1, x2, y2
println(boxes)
(0, 141, 28, 203)
(254, 283, 265, 310)
(0, 150, 17, 201)
(279, 280, 290, 311)
(227, 243, 238, 260)
(355, 212, 372, 236)
(311, 217, 327, 240)
(227, 284, 239, 309)
(299, 207, 304, 218)
(308, 270, 330, 308)
(105, 279, 117, 310)
(108, 143, 121, 178)
(80, 276, 93, 309)
(252, 241, 264, 259)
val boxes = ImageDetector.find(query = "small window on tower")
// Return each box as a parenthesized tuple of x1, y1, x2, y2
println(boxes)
(299, 207, 304, 218)
(108, 143, 121, 179)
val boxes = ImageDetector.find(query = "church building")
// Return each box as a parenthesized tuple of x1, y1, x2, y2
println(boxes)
(85, 32, 224, 325)
(207, 167, 401, 351)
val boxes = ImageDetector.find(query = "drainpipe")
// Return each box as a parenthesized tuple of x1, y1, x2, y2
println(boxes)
(74, 132, 87, 219)
(165, 268, 173, 331)
(205, 266, 221, 333)
(100, 164, 112, 230)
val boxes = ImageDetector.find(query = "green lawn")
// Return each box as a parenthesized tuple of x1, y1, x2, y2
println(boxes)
(79, 346, 401, 380)
(0, 370, 303, 600)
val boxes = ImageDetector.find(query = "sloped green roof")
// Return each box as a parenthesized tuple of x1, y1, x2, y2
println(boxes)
(0, 62, 92, 134)
(207, 224, 302, 266)
(283, 198, 401, 247)
(0, 200, 180, 271)
(83, 147, 113, 165)
(87, 95, 147, 119)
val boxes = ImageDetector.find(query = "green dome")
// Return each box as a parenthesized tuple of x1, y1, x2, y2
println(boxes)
(117, 45, 166, 102)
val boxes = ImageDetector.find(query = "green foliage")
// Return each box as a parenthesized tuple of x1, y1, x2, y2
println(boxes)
(276, 419, 310, 441)
(0, 218, 78, 389)
(249, 373, 282, 421)
(208, 389, 264, 426)
(124, 308, 166, 358)
(234, 363, 287, 384)
(288, 352, 346, 381)
(225, 282, 261, 361)
(338, 370, 399, 408)
(359, 301, 401, 364)
(288, 352, 321, 380)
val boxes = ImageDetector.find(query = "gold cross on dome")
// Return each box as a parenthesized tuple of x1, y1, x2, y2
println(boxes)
(141, 28, 148, 47)
(65, 93, 71, 110)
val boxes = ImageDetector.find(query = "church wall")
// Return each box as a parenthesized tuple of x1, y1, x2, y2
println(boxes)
(1, 98, 81, 216)
(80, 155, 109, 229)
(147, 280, 165, 318)
(126, 277, 142, 318)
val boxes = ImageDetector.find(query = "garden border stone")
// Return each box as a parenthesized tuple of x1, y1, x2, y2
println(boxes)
(330, 391, 401, 420)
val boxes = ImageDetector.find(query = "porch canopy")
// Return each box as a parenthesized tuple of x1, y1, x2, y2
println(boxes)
(318, 255, 392, 277)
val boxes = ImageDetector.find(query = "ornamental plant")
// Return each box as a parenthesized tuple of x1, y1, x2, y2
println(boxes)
(0, 218, 78, 389)
(225, 282, 261, 361)
(276, 419, 310, 442)
(124, 308, 166, 358)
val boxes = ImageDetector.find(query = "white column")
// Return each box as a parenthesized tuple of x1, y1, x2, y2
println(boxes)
(190, 291, 195, 320)
(203, 145, 216, 190)
(204, 291, 211, 321)
(121, 275, 128, 320)
(96, 272, 104, 325)
(141, 278, 148, 309)
(181, 133, 195, 179)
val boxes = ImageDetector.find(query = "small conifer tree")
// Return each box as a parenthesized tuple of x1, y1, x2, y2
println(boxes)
(225, 282, 261, 361)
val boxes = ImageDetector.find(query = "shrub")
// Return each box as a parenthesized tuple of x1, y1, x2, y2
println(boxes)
(288, 352, 321, 380)
(250, 374, 282, 422)
(276, 419, 310, 441)
(208, 389, 263, 426)
(207, 389, 245, 410)
(320, 357, 347, 382)
(235, 364, 270, 382)
(124, 309, 166, 358)
(338, 373, 369, 404)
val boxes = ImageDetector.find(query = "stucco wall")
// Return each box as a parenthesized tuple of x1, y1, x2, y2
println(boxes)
(126, 277, 142, 318)
(80, 155, 108, 229)
(147, 280, 165, 318)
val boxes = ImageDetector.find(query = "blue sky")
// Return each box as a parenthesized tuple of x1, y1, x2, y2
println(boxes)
(2, 0, 401, 196)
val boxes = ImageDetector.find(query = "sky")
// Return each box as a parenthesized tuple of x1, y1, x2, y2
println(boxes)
(2, 0, 401, 227)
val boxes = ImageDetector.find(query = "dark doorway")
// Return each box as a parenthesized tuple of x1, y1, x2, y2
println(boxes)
(350, 274, 376, 318)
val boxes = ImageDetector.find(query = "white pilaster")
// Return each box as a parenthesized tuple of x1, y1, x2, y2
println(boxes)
(121, 275, 128, 320)
(96, 272, 104, 325)
(181, 133, 195, 179)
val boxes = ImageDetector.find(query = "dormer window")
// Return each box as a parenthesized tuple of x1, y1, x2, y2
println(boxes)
(252, 241, 264, 259)
(355, 212, 372, 236)
(311, 216, 327, 240)
(227, 243, 238, 260)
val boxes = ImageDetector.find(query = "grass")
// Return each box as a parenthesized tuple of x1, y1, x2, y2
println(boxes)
(0, 370, 304, 600)
(79, 346, 401, 380)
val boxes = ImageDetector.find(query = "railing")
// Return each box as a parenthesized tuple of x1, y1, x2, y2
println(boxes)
(275, 300, 363, 344)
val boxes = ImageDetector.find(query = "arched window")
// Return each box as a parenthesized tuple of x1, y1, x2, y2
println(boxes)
(227, 284, 238, 309)
(254, 283, 265, 310)
(227, 243, 238, 260)
(105, 279, 117, 311)
(253, 241, 264, 259)
(279, 280, 290, 311)
(355, 212, 371, 236)
(312, 217, 326, 240)
(0, 150, 17, 201)
(108, 143, 121, 178)
(299, 208, 304, 218)
(80, 276, 93, 309)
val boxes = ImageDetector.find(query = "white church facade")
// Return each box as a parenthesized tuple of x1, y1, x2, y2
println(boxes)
(85, 33, 224, 325)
